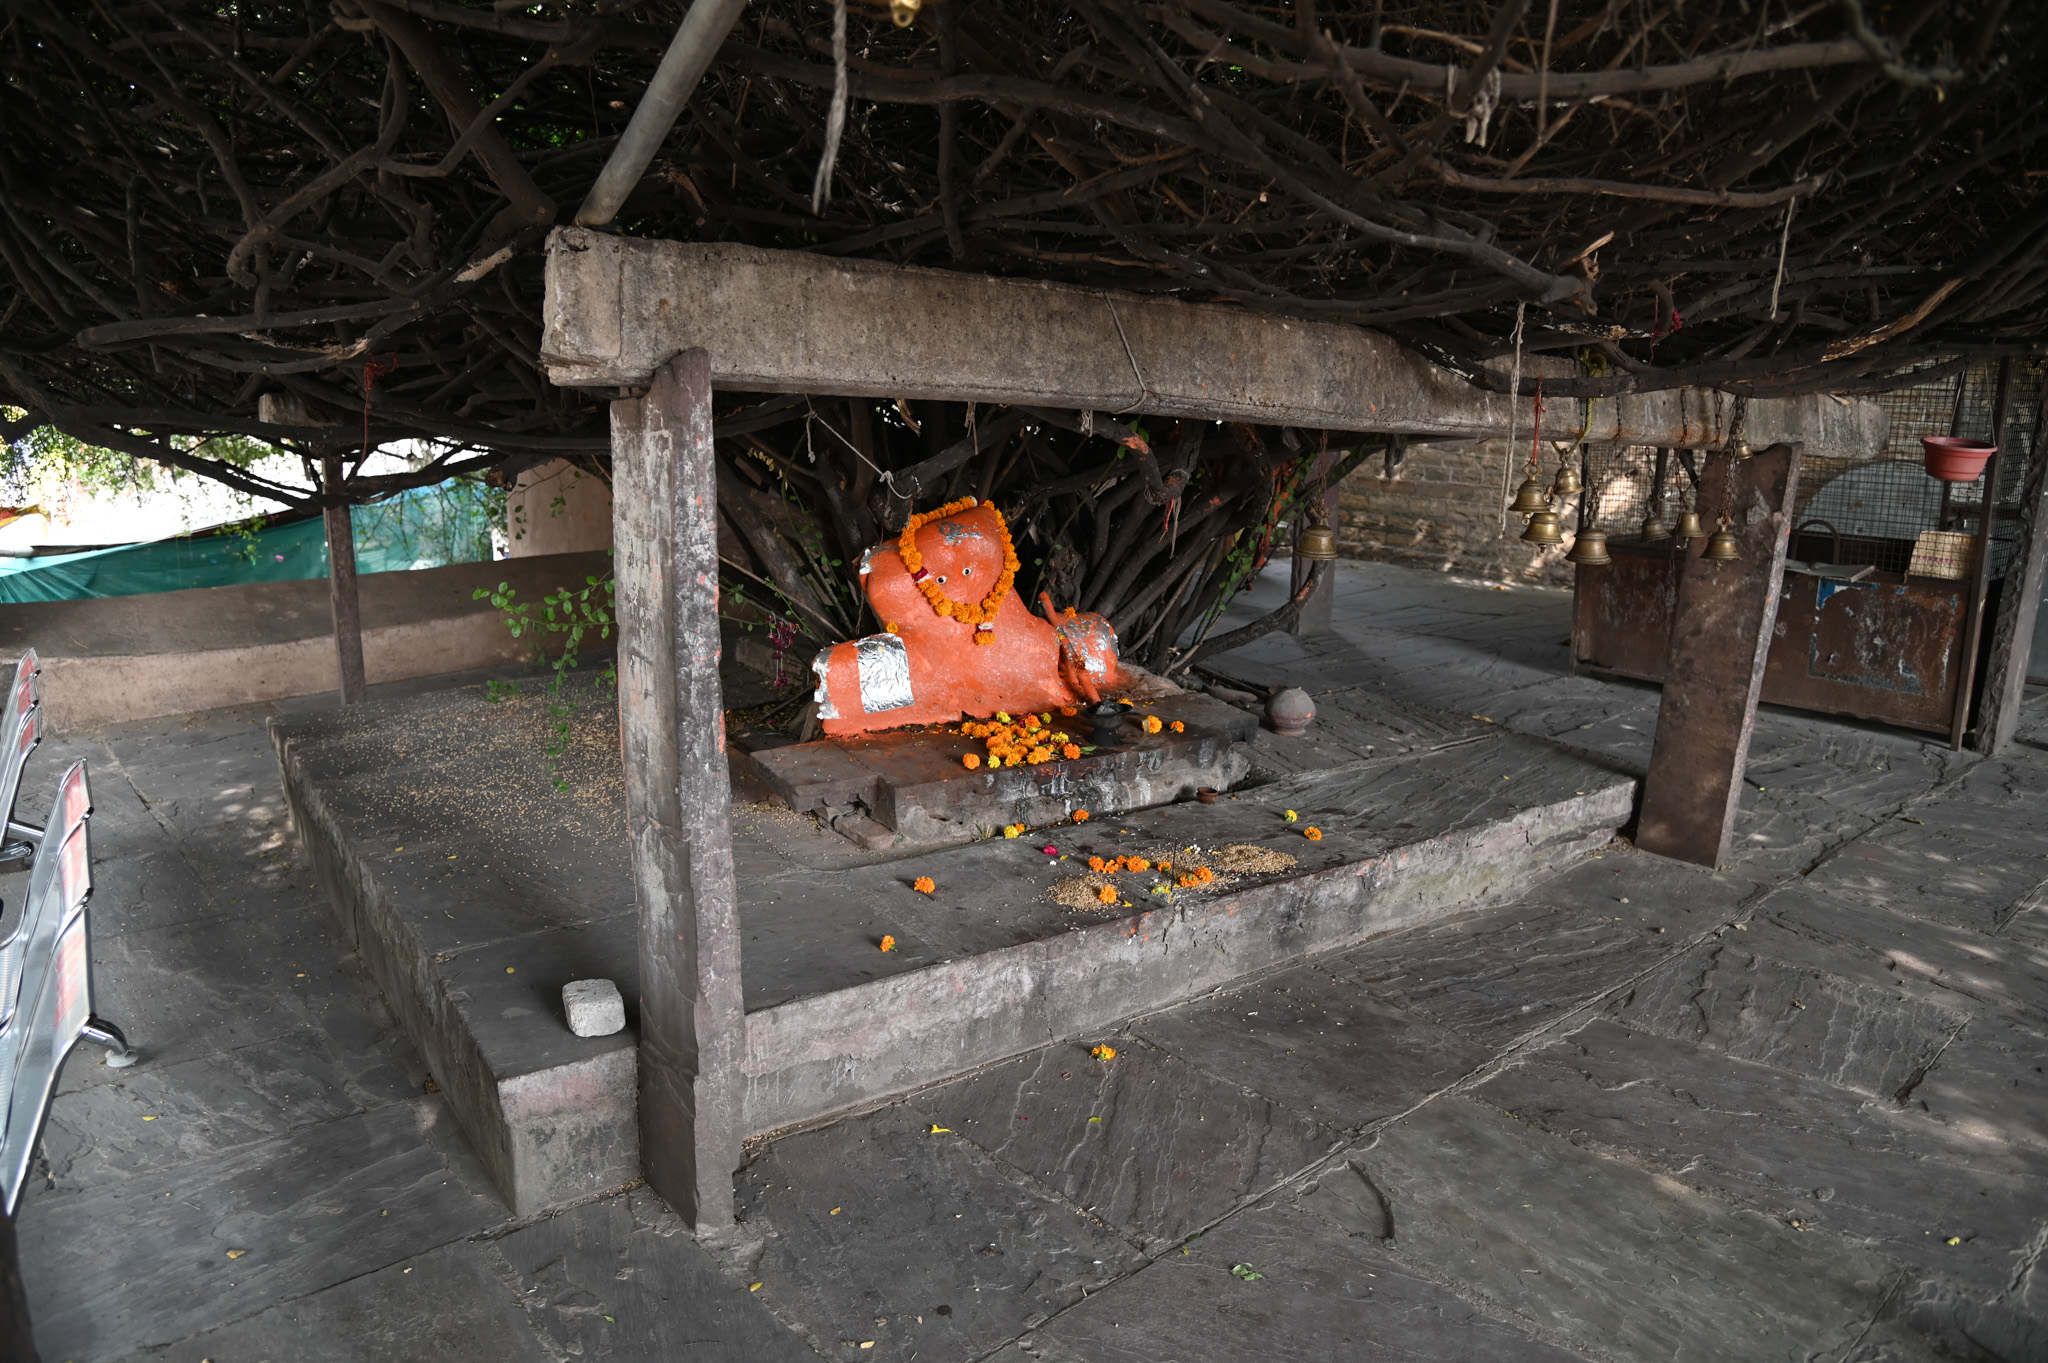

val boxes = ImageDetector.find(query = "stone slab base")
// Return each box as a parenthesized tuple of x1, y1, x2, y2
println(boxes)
(273, 682, 1635, 1214)
(744, 690, 1256, 848)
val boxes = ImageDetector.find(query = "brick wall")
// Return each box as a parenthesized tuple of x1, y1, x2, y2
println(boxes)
(1335, 437, 1578, 587)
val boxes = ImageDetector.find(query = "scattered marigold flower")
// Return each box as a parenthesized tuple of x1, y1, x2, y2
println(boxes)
(884, 622, 898, 634)
(1097, 885, 1118, 904)
(1090, 1044, 1117, 1062)
(1004, 824, 1023, 838)
(1170, 720, 1186, 733)
(1040, 713, 1052, 723)
(1030, 747, 1052, 763)
(1073, 809, 1091, 822)
(1127, 857, 1151, 872)
(1303, 827, 1323, 841)
(996, 711, 1012, 723)
(1062, 743, 1082, 759)
(879, 935, 898, 952)
(1197, 866, 1215, 883)
(962, 753, 981, 770)
(986, 755, 1002, 769)
(1088, 856, 1107, 872)
(913, 876, 936, 894)
(1283, 809, 1299, 822)
(1060, 705, 1078, 716)
(1157, 860, 1172, 871)
(1142, 715, 1163, 734)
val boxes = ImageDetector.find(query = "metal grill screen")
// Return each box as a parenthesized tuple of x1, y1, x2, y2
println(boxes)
(1572, 361, 2044, 579)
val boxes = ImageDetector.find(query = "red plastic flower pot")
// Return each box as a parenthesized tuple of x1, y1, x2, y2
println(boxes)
(1922, 436, 1997, 482)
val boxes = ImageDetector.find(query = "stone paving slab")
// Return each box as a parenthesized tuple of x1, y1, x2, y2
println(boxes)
(111, 1234, 551, 1363)
(1130, 965, 1491, 1133)
(1611, 928, 1971, 1098)
(489, 1187, 820, 1363)
(909, 1040, 1335, 1250)
(1476, 1019, 2047, 1294)
(733, 1105, 1144, 1359)
(1332, 849, 1737, 1049)
(1910, 1011, 2048, 1154)
(1804, 820, 2048, 933)
(34, 1019, 417, 1189)
(1348, 1095, 1900, 1363)
(1761, 887, 2048, 1028)
(1020, 1199, 1591, 1363)
(20, 1095, 507, 1362)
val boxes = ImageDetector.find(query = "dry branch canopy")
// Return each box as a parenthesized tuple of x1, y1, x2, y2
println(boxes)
(0, 0, 2044, 510)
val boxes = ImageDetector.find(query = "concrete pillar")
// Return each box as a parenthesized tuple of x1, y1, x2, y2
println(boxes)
(507, 459, 614, 557)
(610, 351, 744, 1229)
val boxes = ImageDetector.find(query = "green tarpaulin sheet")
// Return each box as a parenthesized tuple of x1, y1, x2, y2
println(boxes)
(0, 483, 496, 604)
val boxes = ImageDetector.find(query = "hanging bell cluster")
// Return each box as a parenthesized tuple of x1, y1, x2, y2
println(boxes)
(1521, 509, 1565, 546)
(1639, 512, 1672, 542)
(1673, 509, 1706, 541)
(1550, 443, 1583, 498)
(1564, 529, 1610, 565)
(889, 0, 922, 24)
(1295, 505, 1340, 562)
(1508, 473, 1551, 516)
(1702, 515, 1743, 562)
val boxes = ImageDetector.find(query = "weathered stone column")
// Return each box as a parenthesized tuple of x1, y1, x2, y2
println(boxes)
(611, 349, 744, 1229)
(1637, 443, 1802, 868)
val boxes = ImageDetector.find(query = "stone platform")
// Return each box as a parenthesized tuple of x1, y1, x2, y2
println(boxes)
(273, 677, 1636, 1214)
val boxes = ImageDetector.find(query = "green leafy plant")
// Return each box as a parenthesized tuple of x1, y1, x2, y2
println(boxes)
(476, 560, 617, 792)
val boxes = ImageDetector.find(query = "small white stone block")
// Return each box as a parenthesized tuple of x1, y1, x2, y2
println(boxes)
(562, 978, 626, 1038)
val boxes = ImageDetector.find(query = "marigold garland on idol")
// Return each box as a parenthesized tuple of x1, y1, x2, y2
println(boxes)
(896, 496, 1021, 646)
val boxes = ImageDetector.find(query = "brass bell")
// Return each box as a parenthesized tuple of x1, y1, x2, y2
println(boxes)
(1673, 510, 1705, 540)
(1565, 530, 1611, 565)
(1521, 509, 1564, 545)
(1639, 514, 1672, 542)
(1551, 462, 1583, 497)
(1702, 520, 1742, 561)
(889, 0, 921, 24)
(1507, 475, 1551, 515)
(1295, 506, 1339, 562)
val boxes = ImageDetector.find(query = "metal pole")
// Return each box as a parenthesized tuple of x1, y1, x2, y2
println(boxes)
(322, 455, 368, 705)
(576, 0, 752, 228)
(1950, 357, 2015, 749)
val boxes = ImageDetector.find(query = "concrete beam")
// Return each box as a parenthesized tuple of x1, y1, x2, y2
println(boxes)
(541, 230, 1884, 457)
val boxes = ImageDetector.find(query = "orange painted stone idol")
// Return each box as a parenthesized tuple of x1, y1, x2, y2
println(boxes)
(810, 499, 1125, 736)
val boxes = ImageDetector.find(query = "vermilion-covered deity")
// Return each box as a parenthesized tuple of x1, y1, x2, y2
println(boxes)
(810, 499, 1123, 736)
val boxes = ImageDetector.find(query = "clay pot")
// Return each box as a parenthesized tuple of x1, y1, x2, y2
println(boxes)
(1266, 687, 1315, 737)
(1196, 787, 1219, 804)
(1922, 436, 1997, 483)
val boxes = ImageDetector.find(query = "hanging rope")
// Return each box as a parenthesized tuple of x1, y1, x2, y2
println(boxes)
(1499, 301, 1527, 532)
(810, 0, 849, 215)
